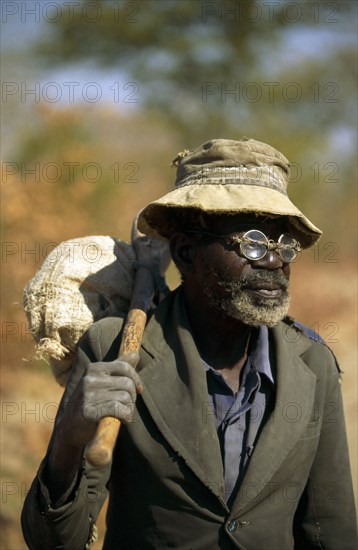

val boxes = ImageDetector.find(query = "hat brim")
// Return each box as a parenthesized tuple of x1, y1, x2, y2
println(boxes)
(137, 183, 322, 249)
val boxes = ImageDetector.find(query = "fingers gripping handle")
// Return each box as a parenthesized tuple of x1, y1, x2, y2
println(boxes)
(85, 307, 148, 467)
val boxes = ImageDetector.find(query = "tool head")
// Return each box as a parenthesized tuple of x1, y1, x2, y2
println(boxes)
(131, 212, 171, 276)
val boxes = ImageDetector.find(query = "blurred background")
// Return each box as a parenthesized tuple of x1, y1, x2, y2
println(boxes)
(1, 1, 357, 547)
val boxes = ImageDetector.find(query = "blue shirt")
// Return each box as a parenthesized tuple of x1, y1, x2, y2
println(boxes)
(203, 326, 275, 505)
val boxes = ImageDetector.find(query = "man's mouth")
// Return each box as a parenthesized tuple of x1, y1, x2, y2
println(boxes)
(213, 267, 289, 304)
(242, 283, 285, 299)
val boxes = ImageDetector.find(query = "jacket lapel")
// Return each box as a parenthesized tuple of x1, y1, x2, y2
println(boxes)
(231, 322, 317, 515)
(137, 289, 227, 506)
(136, 292, 317, 513)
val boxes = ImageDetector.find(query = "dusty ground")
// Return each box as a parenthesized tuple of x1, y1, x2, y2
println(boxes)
(1, 258, 357, 549)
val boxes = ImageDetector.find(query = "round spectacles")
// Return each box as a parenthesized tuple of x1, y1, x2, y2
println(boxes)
(187, 229, 301, 263)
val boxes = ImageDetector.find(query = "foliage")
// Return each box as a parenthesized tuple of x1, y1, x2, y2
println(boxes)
(33, 0, 357, 142)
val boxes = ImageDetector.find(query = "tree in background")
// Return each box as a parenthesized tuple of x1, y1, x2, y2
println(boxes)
(34, 0, 355, 139)
(10, 0, 357, 224)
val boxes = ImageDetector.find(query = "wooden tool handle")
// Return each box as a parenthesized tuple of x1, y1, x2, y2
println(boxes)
(85, 267, 154, 467)
(85, 416, 121, 467)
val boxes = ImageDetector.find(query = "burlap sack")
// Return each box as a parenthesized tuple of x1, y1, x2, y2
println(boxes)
(23, 236, 136, 386)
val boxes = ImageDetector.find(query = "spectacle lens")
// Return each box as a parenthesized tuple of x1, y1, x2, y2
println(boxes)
(239, 230, 268, 260)
(278, 233, 299, 262)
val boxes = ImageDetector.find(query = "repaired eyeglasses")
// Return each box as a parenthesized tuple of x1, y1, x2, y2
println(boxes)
(186, 229, 301, 263)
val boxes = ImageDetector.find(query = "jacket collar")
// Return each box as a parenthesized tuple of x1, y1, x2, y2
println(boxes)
(138, 288, 227, 506)
(137, 289, 317, 513)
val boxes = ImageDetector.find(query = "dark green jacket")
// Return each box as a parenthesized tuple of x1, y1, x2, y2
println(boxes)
(22, 289, 357, 549)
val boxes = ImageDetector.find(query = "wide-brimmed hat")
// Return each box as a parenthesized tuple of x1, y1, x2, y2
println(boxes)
(137, 138, 322, 248)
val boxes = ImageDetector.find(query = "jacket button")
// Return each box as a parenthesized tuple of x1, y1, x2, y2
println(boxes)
(227, 520, 238, 533)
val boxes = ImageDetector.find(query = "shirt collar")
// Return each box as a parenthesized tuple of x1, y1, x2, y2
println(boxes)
(202, 325, 274, 386)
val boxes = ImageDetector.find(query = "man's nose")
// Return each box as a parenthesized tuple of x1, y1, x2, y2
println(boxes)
(251, 250, 284, 269)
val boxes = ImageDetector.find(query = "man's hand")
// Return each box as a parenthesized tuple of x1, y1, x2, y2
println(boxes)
(60, 352, 143, 449)
(46, 353, 142, 502)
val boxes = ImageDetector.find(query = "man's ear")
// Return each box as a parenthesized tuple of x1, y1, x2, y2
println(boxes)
(169, 233, 197, 276)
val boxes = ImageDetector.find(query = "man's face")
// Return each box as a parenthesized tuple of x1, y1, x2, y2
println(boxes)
(192, 215, 292, 327)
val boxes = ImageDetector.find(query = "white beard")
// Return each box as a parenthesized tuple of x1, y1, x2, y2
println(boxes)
(203, 269, 290, 327)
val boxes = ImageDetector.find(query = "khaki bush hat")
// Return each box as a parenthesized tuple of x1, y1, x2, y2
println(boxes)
(137, 138, 322, 248)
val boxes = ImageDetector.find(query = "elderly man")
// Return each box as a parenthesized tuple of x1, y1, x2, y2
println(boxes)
(22, 139, 357, 549)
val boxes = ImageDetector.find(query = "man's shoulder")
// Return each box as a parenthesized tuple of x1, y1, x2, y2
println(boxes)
(289, 319, 326, 344)
(86, 314, 126, 340)
(278, 315, 326, 344)
(276, 316, 341, 374)
(78, 315, 126, 362)
(81, 289, 179, 358)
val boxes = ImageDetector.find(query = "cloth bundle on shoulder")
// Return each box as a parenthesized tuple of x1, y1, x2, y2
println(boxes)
(23, 236, 136, 386)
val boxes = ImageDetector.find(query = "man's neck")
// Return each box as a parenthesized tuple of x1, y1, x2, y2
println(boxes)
(181, 284, 252, 373)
